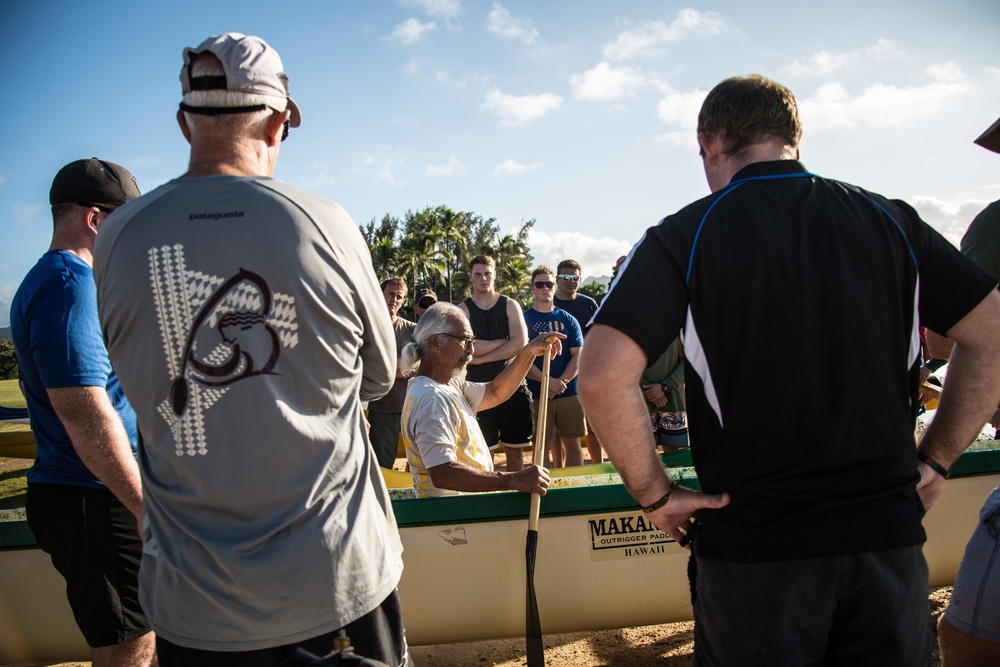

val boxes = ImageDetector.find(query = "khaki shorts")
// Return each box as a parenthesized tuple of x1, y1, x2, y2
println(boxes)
(534, 394, 587, 439)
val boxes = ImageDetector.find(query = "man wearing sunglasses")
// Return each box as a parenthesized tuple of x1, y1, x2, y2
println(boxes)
(553, 259, 604, 465)
(399, 302, 561, 498)
(524, 267, 586, 468)
(93, 33, 409, 667)
(553, 259, 598, 327)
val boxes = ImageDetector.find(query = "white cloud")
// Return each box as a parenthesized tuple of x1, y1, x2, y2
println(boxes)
(493, 159, 543, 177)
(352, 150, 406, 185)
(436, 68, 492, 89)
(482, 88, 563, 127)
(486, 3, 538, 45)
(387, 18, 437, 46)
(129, 155, 163, 168)
(602, 9, 740, 62)
(653, 86, 709, 147)
(780, 38, 903, 79)
(293, 162, 338, 191)
(986, 66, 1000, 78)
(425, 155, 467, 177)
(909, 196, 988, 247)
(403, 58, 423, 75)
(0, 284, 15, 328)
(570, 62, 648, 101)
(655, 88, 708, 127)
(527, 229, 634, 281)
(13, 204, 43, 221)
(801, 62, 971, 131)
(400, 0, 462, 19)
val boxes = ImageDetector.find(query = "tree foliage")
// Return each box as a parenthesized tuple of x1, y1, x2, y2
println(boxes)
(579, 281, 607, 303)
(361, 205, 536, 309)
(0, 338, 18, 381)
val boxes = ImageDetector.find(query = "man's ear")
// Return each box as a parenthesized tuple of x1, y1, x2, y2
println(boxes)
(265, 109, 291, 148)
(177, 110, 193, 144)
(698, 132, 724, 166)
(85, 207, 104, 235)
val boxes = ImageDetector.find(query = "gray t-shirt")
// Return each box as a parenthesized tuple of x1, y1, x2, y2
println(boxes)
(94, 175, 402, 650)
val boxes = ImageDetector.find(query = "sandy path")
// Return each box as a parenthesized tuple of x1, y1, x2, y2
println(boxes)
(409, 585, 949, 666)
(1, 584, 952, 667)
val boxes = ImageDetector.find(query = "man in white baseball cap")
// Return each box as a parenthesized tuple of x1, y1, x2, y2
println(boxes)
(179, 32, 301, 128)
(94, 33, 409, 666)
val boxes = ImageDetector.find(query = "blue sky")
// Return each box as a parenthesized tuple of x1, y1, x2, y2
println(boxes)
(1, 0, 998, 327)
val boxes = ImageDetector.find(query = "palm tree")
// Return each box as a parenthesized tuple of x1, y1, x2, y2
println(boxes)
(361, 214, 401, 280)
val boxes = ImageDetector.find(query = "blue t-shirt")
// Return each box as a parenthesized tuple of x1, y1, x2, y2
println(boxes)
(10, 250, 137, 488)
(523, 306, 584, 400)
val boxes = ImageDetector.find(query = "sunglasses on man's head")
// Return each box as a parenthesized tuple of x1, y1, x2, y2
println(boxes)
(557, 274, 581, 281)
(533, 281, 555, 289)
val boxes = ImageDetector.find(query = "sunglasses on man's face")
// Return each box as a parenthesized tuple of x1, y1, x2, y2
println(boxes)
(557, 274, 581, 282)
(440, 332, 476, 349)
(533, 281, 555, 289)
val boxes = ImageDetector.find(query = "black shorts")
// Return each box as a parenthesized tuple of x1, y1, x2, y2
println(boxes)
(26, 482, 150, 647)
(692, 545, 931, 666)
(155, 589, 412, 667)
(475, 384, 534, 449)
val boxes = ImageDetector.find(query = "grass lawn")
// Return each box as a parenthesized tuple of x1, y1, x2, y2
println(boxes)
(0, 457, 28, 510)
(0, 378, 26, 407)
(0, 378, 29, 509)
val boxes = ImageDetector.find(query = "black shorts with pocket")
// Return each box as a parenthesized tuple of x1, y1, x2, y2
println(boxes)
(474, 383, 534, 449)
(26, 482, 150, 647)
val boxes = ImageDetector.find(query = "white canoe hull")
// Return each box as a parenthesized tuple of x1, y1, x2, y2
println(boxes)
(1, 464, 997, 661)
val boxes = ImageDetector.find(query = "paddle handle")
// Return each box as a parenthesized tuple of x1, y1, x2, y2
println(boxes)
(528, 348, 551, 532)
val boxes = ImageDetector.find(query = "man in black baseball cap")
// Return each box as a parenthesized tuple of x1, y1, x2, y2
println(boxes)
(49, 157, 141, 211)
(413, 287, 437, 320)
(10, 158, 153, 665)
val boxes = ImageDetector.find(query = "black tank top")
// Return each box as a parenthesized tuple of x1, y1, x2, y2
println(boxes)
(463, 295, 510, 382)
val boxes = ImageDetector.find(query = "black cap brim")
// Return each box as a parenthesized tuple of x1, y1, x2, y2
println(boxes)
(974, 117, 1000, 154)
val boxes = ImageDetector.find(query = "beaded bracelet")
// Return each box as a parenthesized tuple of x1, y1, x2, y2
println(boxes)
(641, 478, 680, 513)
(916, 451, 950, 480)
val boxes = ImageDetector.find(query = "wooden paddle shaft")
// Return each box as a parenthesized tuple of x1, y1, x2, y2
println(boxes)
(920, 382, 942, 401)
(528, 349, 551, 531)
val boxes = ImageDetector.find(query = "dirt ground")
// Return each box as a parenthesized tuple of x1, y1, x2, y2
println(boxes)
(4, 588, 951, 667)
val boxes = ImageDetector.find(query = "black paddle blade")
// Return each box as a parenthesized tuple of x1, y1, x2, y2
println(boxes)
(526, 529, 544, 666)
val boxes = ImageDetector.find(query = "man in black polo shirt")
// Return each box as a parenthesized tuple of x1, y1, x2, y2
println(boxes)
(579, 74, 1000, 666)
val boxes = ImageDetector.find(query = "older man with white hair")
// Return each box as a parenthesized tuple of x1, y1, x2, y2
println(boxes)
(94, 33, 407, 666)
(400, 302, 561, 498)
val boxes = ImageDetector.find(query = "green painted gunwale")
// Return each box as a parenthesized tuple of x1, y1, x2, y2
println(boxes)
(3, 446, 999, 550)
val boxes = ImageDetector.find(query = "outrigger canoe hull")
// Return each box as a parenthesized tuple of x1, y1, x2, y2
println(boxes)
(2, 449, 999, 661)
